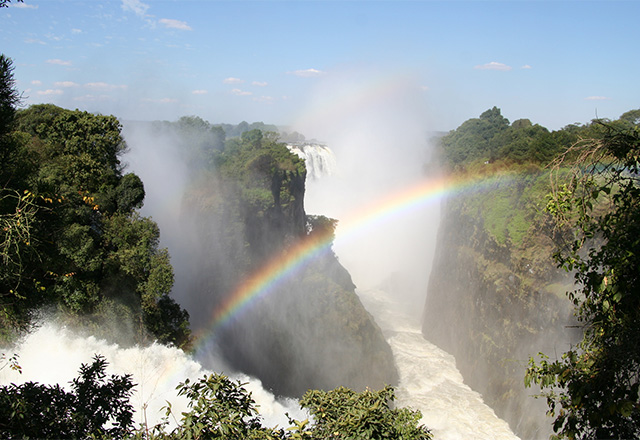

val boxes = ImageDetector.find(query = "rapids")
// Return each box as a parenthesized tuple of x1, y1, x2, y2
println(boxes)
(359, 287, 520, 440)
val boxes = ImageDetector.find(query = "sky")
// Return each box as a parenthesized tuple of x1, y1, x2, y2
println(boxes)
(1, 0, 639, 134)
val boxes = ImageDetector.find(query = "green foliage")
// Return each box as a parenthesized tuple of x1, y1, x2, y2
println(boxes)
(152, 116, 226, 170)
(0, 54, 20, 140)
(619, 109, 640, 126)
(439, 106, 510, 165)
(0, 71, 190, 347)
(526, 125, 640, 439)
(297, 386, 432, 439)
(139, 376, 429, 440)
(149, 374, 280, 440)
(1, 364, 430, 440)
(209, 128, 306, 261)
(0, 355, 135, 439)
(142, 294, 191, 349)
(306, 215, 338, 242)
(220, 121, 279, 139)
(0, 352, 21, 374)
(439, 106, 578, 168)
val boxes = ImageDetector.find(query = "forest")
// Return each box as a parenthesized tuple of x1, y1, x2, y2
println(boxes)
(1, 43, 640, 440)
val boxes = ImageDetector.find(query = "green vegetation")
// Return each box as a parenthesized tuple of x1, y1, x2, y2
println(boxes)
(0, 55, 190, 347)
(0, 357, 430, 439)
(440, 106, 575, 169)
(0, 355, 135, 439)
(299, 386, 431, 439)
(426, 106, 640, 438)
(526, 126, 640, 439)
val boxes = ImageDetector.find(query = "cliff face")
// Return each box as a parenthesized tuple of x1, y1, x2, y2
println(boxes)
(180, 134, 398, 396)
(422, 170, 578, 438)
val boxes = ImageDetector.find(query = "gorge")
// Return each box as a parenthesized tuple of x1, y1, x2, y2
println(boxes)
(0, 119, 521, 438)
(3, 103, 638, 439)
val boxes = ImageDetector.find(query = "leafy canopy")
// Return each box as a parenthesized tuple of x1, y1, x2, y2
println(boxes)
(1, 364, 432, 440)
(526, 123, 640, 439)
(0, 355, 135, 439)
(0, 54, 190, 347)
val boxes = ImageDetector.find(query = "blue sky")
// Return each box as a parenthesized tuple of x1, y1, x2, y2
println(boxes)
(1, 0, 639, 133)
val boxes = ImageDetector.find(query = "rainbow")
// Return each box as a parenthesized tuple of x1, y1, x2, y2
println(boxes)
(192, 171, 511, 348)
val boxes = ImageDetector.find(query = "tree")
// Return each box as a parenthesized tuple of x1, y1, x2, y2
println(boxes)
(150, 374, 279, 440)
(0, 355, 135, 439)
(0, 55, 20, 140)
(143, 377, 430, 440)
(525, 124, 640, 439)
(297, 386, 432, 439)
(619, 109, 640, 127)
(0, 1, 24, 9)
(1, 358, 431, 439)
(0, 98, 191, 347)
(439, 107, 511, 166)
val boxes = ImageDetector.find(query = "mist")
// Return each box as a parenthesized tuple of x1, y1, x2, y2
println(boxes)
(293, 68, 441, 317)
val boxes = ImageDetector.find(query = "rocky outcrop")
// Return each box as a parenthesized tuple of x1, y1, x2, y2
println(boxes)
(181, 136, 398, 397)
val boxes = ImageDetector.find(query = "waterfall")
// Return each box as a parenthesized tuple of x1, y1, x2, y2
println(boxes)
(287, 143, 337, 179)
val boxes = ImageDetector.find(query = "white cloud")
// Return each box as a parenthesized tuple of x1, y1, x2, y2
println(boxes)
(141, 97, 178, 104)
(24, 38, 46, 45)
(74, 94, 113, 102)
(289, 68, 325, 77)
(521, 64, 532, 69)
(231, 89, 252, 96)
(224, 77, 244, 84)
(12, 2, 38, 9)
(474, 61, 512, 71)
(71, 29, 82, 34)
(46, 59, 72, 66)
(37, 89, 63, 96)
(31, 80, 42, 86)
(121, 0, 149, 18)
(253, 96, 274, 102)
(54, 81, 78, 88)
(159, 18, 192, 31)
(252, 81, 268, 87)
(420, 85, 430, 92)
(45, 33, 64, 42)
(585, 96, 611, 101)
(84, 82, 127, 90)
(192, 89, 208, 95)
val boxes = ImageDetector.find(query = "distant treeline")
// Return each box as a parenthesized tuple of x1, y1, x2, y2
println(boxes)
(439, 106, 640, 167)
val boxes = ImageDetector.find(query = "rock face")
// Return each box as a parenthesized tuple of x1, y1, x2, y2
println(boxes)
(180, 134, 398, 397)
(422, 170, 578, 439)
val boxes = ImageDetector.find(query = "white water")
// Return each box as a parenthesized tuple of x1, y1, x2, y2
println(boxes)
(0, 322, 303, 430)
(0, 304, 520, 439)
(359, 287, 520, 440)
(287, 142, 337, 180)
